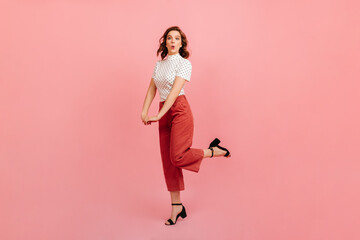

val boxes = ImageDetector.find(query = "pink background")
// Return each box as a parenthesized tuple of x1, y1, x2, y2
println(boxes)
(1, 0, 359, 239)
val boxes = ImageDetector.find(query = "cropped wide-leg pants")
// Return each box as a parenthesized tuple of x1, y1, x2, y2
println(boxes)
(158, 95, 204, 191)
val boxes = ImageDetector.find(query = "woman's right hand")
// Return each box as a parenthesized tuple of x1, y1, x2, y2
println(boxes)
(141, 112, 151, 125)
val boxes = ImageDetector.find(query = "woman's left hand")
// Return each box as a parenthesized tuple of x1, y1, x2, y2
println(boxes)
(146, 115, 161, 124)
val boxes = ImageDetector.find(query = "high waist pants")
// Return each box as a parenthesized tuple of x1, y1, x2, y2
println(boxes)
(158, 95, 204, 191)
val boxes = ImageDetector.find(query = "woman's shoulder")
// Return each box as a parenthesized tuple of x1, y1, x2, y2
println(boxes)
(154, 60, 161, 67)
(180, 57, 191, 65)
(179, 57, 192, 68)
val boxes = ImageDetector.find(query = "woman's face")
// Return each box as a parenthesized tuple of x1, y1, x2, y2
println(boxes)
(166, 30, 182, 55)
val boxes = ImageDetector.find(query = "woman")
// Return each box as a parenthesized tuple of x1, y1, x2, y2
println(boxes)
(141, 26, 231, 226)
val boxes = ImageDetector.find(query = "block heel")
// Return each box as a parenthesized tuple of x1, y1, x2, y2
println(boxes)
(165, 203, 187, 226)
(208, 138, 231, 158)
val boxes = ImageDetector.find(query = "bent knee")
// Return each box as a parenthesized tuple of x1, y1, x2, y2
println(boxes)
(170, 154, 184, 167)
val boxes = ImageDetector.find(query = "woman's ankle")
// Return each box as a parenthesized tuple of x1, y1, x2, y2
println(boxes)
(203, 149, 212, 158)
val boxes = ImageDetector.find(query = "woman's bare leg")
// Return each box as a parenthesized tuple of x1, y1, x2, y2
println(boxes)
(165, 191, 184, 225)
(203, 146, 231, 158)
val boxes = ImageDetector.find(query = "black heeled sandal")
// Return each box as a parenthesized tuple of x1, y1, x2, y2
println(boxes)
(208, 138, 231, 157)
(165, 203, 187, 226)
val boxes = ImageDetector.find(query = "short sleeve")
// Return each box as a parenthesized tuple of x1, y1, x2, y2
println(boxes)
(152, 61, 159, 79)
(175, 60, 192, 82)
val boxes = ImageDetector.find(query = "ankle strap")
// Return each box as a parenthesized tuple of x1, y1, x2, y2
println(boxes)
(172, 203, 182, 205)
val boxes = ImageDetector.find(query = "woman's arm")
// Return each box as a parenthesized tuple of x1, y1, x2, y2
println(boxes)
(142, 78, 157, 115)
(157, 76, 186, 119)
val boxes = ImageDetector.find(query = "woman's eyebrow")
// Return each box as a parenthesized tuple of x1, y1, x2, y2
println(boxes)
(167, 35, 180, 37)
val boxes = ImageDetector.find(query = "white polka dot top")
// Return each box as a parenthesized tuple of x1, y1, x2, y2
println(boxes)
(152, 52, 192, 102)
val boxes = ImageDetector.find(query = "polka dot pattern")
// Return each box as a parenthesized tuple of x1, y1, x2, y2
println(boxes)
(152, 53, 192, 102)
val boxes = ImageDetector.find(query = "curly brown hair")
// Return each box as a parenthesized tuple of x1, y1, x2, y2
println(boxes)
(156, 26, 190, 60)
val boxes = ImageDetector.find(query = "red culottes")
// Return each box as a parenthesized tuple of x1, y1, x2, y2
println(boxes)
(158, 95, 204, 191)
